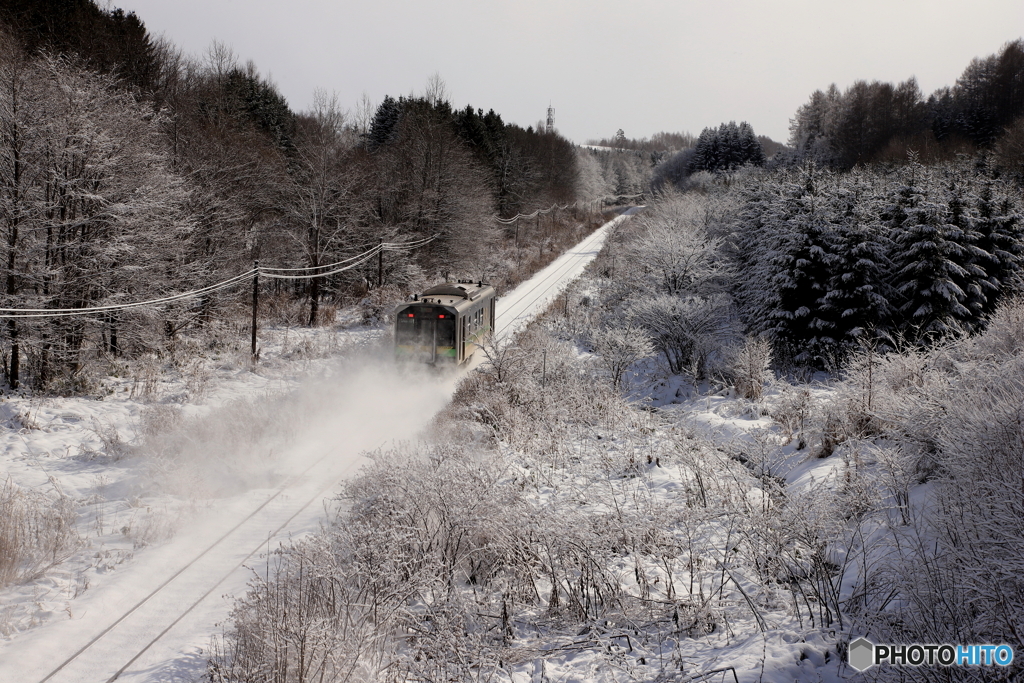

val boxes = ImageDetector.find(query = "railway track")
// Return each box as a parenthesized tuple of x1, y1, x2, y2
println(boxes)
(493, 210, 635, 343)
(2, 210, 637, 683)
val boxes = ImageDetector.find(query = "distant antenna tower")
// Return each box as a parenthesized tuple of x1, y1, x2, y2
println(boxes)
(546, 104, 555, 133)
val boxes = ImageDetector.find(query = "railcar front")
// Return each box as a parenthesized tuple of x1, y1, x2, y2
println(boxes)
(394, 281, 495, 365)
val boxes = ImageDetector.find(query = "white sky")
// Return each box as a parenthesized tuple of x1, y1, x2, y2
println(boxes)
(117, 0, 1022, 145)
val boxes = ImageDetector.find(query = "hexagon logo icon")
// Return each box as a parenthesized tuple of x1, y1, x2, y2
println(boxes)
(848, 637, 875, 672)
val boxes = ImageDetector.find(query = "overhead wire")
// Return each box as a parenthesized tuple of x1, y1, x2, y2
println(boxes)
(0, 269, 258, 319)
(0, 194, 641, 318)
(257, 244, 383, 273)
(259, 245, 382, 281)
(0, 235, 440, 318)
(492, 193, 644, 224)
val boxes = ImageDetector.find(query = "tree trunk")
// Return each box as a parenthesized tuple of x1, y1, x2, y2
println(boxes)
(308, 275, 320, 327)
(8, 321, 18, 389)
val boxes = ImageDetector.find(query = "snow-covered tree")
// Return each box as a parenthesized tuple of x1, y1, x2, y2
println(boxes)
(0, 51, 193, 385)
(888, 164, 985, 338)
(622, 191, 726, 297)
(283, 92, 367, 325)
(971, 180, 1023, 316)
(819, 174, 894, 345)
(765, 164, 840, 364)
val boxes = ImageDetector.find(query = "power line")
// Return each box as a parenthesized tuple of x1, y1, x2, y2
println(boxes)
(0, 200, 639, 320)
(0, 269, 258, 319)
(0, 236, 440, 318)
(259, 246, 382, 281)
(492, 194, 644, 224)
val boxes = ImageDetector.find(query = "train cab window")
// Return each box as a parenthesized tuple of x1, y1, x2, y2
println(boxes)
(395, 314, 421, 344)
(395, 312, 416, 342)
(437, 316, 455, 347)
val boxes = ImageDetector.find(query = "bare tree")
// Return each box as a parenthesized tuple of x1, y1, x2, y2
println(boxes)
(353, 92, 375, 136)
(0, 52, 193, 386)
(0, 39, 44, 386)
(285, 91, 366, 325)
(424, 72, 450, 108)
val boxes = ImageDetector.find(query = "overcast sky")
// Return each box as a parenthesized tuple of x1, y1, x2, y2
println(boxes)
(117, 0, 1022, 145)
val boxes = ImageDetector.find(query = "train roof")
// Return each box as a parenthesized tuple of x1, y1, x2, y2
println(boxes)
(421, 281, 491, 299)
(398, 281, 494, 310)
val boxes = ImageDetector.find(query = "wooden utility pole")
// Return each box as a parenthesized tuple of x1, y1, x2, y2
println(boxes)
(251, 261, 259, 364)
(377, 239, 383, 288)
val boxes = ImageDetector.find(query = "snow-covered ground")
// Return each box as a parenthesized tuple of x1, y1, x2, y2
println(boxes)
(0, 215, 631, 683)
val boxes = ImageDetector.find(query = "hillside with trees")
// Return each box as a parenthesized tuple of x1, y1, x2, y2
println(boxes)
(0, 0, 600, 392)
(788, 39, 1024, 170)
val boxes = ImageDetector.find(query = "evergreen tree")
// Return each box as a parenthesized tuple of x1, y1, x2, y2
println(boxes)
(738, 122, 766, 167)
(890, 165, 982, 338)
(767, 165, 838, 364)
(731, 175, 778, 336)
(366, 95, 401, 151)
(688, 121, 764, 175)
(972, 181, 1023, 315)
(223, 67, 295, 150)
(820, 175, 894, 344)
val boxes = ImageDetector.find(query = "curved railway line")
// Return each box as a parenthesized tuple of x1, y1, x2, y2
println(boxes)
(4, 208, 638, 683)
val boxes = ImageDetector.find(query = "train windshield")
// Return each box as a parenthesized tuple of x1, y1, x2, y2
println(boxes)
(437, 317, 455, 347)
(395, 313, 429, 346)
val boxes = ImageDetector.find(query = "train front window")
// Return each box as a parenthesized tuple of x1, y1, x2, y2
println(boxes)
(437, 317, 455, 347)
(396, 314, 428, 345)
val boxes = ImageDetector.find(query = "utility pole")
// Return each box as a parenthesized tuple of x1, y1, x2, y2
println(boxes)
(251, 261, 259, 365)
(378, 239, 383, 288)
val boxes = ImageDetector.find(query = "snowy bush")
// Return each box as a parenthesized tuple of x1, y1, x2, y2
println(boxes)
(857, 360, 1024, 682)
(590, 324, 653, 388)
(727, 336, 773, 400)
(212, 441, 535, 682)
(628, 293, 737, 378)
(0, 478, 81, 587)
(965, 294, 1024, 360)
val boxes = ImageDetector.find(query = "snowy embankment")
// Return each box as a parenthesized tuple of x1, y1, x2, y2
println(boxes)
(0, 215, 628, 683)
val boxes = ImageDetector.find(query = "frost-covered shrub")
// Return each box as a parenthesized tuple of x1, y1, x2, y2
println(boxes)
(728, 336, 773, 400)
(591, 324, 653, 387)
(628, 293, 738, 378)
(864, 360, 1024, 679)
(768, 384, 814, 448)
(0, 478, 81, 587)
(966, 295, 1024, 361)
(213, 442, 537, 682)
(211, 535, 386, 683)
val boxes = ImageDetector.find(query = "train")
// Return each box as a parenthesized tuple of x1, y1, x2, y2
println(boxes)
(394, 280, 496, 364)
